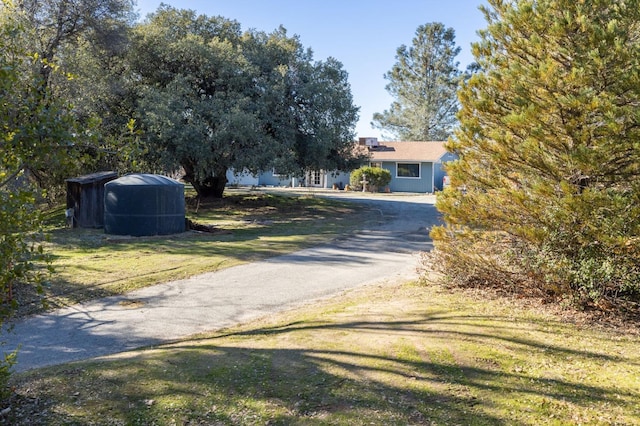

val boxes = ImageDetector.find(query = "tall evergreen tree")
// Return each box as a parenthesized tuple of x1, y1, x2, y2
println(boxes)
(430, 0, 640, 309)
(372, 22, 463, 141)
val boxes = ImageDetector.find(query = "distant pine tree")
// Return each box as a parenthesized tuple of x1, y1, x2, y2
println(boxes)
(372, 22, 465, 141)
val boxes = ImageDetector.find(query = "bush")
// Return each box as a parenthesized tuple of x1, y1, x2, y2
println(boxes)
(350, 167, 391, 192)
(0, 347, 17, 401)
(428, 187, 640, 310)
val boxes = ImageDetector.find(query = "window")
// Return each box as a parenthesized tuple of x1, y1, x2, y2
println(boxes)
(370, 162, 382, 168)
(397, 163, 420, 178)
(311, 171, 322, 185)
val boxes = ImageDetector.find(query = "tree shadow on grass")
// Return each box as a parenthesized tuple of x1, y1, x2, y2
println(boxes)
(26, 199, 432, 323)
(7, 312, 639, 425)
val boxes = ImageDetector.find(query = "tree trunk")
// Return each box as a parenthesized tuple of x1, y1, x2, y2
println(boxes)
(195, 176, 227, 198)
(183, 165, 228, 199)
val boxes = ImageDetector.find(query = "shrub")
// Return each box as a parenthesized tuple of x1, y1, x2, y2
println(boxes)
(350, 167, 391, 192)
(0, 348, 17, 401)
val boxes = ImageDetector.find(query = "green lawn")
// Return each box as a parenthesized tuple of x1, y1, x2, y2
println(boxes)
(16, 189, 376, 317)
(6, 281, 639, 425)
(4, 189, 639, 424)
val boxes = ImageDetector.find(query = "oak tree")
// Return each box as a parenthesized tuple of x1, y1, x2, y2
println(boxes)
(8, 0, 137, 189)
(132, 6, 360, 198)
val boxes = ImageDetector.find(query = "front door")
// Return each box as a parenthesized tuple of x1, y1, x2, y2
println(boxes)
(309, 170, 323, 187)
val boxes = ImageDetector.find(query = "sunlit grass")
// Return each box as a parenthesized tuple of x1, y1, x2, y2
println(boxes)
(8, 281, 639, 425)
(17, 189, 376, 316)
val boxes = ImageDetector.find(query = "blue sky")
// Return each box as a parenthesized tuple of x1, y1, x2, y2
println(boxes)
(135, 1, 489, 140)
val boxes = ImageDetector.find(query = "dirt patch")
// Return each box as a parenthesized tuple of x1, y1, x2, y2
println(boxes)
(118, 299, 145, 309)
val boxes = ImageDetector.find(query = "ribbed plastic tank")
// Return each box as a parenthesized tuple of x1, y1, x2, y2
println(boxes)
(104, 174, 185, 236)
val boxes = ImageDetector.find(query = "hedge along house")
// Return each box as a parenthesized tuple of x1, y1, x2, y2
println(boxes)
(360, 138, 455, 193)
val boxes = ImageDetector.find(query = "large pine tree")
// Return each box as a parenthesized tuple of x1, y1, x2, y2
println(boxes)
(372, 22, 463, 141)
(431, 0, 640, 309)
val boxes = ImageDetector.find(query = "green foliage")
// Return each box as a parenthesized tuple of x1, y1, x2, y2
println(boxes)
(1, 2, 58, 310)
(283, 56, 362, 175)
(0, 0, 64, 394)
(15, 0, 135, 86)
(132, 6, 361, 198)
(0, 348, 16, 401)
(0, 186, 48, 394)
(50, 35, 148, 175)
(372, 22, 464, 141)
(10, 0, 139, 184)
(430, 0, 640, 310)
(350, 166, 391, 192)
(0, 1, 137, 201)
(0, 190, 49, 313)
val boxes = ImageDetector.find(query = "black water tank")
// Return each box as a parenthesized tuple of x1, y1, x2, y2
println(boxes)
(104, 174, 185, 236)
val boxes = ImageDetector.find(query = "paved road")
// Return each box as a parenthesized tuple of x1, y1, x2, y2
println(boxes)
(3, 191, 441, 372)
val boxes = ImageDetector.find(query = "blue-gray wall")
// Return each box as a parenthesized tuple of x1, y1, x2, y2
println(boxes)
(325, 171, 350, 189)
(256, 157, 456, 193)
(381, 162, 435, 193)
(258, 170, 350, 188)
(434, 152, 457, 191)
(226, 169, 259, 186)
(258, 171, 293, 187)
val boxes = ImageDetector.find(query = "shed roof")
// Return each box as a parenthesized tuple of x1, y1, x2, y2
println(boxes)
(367, 141, 448, 162)
(66, 171, 117, 184)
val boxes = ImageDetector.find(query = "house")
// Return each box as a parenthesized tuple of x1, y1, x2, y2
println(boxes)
(361, 138, 455, 193)
(226, 137, 455, 193)
(257, 169, 351, 189)
(225, 169, 259, 187)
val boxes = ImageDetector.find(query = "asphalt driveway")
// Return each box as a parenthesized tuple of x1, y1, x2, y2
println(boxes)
(3, 190, 441, 372)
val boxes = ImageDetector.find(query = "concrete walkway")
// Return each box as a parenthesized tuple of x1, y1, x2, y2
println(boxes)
(3, 191, 440, 372)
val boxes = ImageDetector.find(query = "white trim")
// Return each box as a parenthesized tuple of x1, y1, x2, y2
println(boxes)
(432, 163, 435, 191)
(396, 162, 421, 179)
(307, 170, 326, 188)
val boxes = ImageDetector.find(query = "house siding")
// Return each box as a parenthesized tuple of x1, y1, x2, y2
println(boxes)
(381, 162, 434, 193)
(256, 170, 350, 189)
(325, 171, 350, 189)
(258, 171, 292, 187)
(226, 169, 259, 186)
(433, 152, 457, 191)
(231, 141, 455, 193)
